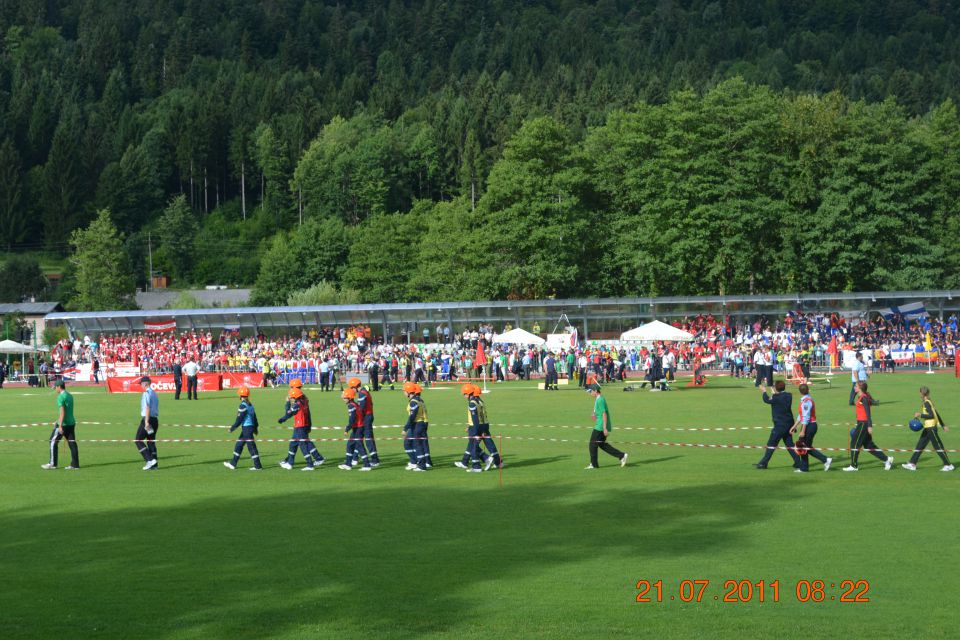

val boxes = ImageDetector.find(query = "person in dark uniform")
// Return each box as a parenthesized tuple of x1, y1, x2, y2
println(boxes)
(368, 357, 380, 391)
(402, 382, 430, 470)
(790, 384, 832, 472)
(455, 384, 502, 471)
(135, 376, 160, 470)
(544, 353, 558, 390)
(42, 380, 79, 470)
(338, 388, 372, 471)
(585, 384, 627, 468)
(224, 385, 262, 470)
(278, 379, 325, 470)
(754, 380, 802, 470)
(349, 377, 380, 467)
(902, 386, 954, 472)
(172, 360, 183, 400)
(843, 381, 893, 472)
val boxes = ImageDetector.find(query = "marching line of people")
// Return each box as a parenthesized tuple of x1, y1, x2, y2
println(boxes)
(36, 375, 952, 474)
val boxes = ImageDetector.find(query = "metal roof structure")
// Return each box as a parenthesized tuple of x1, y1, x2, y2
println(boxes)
(44, 290, 960, 339)
(0, 302, 63, 315)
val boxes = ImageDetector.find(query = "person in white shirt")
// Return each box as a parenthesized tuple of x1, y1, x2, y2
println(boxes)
(577, 354, 588, 388)
(849, 352, 868, 405)
(183, 357, 201, 400)
(753, 347, 766, 387)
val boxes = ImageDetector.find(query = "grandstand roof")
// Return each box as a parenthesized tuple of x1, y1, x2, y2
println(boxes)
(44, 290, 960, 338)
(0, 302, 63, 315)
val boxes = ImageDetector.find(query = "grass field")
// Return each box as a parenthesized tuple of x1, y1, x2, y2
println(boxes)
(1, 372, 958, 639)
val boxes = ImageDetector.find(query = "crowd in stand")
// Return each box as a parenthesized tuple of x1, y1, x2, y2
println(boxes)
(5, 310, 956, 386)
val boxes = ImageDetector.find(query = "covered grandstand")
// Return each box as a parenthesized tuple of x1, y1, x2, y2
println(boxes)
(44, 290, 960, 340)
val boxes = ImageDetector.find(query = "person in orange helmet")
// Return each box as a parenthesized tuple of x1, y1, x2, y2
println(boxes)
(402, 382, 430, 470)
(339, 388, 372, 471)
(349, 377, 380, 467)
(224, 386, 262, 470)
(278, 379, 325, 470)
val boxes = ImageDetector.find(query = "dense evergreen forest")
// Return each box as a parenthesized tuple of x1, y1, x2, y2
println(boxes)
(1, 0, 960, 308)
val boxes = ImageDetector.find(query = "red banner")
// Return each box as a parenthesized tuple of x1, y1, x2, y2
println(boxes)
(144, 320, 177, 333)
(221, 372, 265, 389)
(106, 373, 222, 393)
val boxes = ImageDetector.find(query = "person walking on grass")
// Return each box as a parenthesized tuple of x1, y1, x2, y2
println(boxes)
(902, 386, 954, 472)
(753, 380, 802, 470)
(338, 388, 372, 471)
(278, 379, 325, 471)
(135, 376, 160, 470)
(224, 386, 262, 471)
(585, 384, 627, 469)
(790, 384, 832, 473)
(843, 381, 893, 472)
(41, 380, 79, 470)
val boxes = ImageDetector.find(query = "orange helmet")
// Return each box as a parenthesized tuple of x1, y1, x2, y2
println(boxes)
(289, 378, 303, 389)
(461, 383, 475, 396)
(288, 388, 304, 399)
(237, 385, 250, 397)
(403, 382, 418, 394)
(469, 385, 481, 397)
(413, 384, 424, 395)
(348, 377, 362, 389)
(342, 388, 356, 400)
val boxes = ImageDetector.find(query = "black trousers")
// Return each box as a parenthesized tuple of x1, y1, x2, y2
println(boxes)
(545, 371, 557, 389)
(754, 365, 765, 386)
(49, 424, 79, 467)
(909, 427, 951, 465)
(849, 421, 888, 467)
(797, 422, 828, 471)
(589, 430, 624, 467)
(174, 377, 182, 399)
(231, 425, 262, 468)
(370, 367, 380, 391)
(756, 425, 802, 467)
(135, 417, 160, 462)
(578, 367, 586, 387)
(187, 376, 198, 399)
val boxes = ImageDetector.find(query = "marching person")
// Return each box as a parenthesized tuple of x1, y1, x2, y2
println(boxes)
(472, 384, 502, 470)
(902, 386, 954, 472)
(843, 381, 893, 472)
(278, 379, 325, 470)
(338, 388, 372, 471)
(350, 377, 380, 467)
(790, 384, 832, 472)
(585, 384, 628, 469)
(753, 380, 802, 470)
(224, 386, 262, 470)
(41, 380, 79, 470)
(135, 376, 160, 470)
(402, 382, 430, 470)
(184, 356, 200, 400)
(455, 384, 503, 472)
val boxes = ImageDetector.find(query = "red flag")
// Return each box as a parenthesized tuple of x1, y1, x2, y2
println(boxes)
(475, 341, 488, 367)
(827, 336, 838, 368)
(144, 319, 177, 333)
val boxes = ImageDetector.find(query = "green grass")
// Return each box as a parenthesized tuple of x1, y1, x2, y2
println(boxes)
(1, 373, 958, 639)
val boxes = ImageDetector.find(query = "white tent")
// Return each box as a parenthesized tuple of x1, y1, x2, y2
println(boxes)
(492, 328, 546, 346)
(620, 320, 694, 342)
(0, 339, 33, 354)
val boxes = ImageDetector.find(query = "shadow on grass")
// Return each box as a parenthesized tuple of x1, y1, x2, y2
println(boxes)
(0, 481, 806, 639)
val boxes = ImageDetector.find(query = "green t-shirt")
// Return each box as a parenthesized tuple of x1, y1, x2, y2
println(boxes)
(593, 395, 610, 431)
(57, 390, 76, 426)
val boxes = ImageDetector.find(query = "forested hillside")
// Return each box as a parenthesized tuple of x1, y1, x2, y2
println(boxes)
(1, 0, 959, 307)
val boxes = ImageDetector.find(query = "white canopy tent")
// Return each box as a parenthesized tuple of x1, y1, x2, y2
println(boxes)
(0, 339, 33, 354)
(620, 320, 694, 342)
(492, 328, 546, 346)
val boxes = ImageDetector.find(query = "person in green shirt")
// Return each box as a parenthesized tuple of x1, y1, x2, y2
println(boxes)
(585, 384, 628, 469)
(42, 379, 79, 470)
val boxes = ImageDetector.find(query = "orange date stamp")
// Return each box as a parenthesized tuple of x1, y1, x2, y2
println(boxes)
(635, 579, 870, 603)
